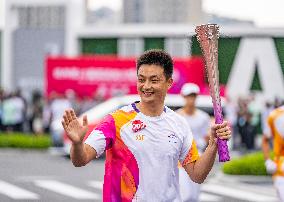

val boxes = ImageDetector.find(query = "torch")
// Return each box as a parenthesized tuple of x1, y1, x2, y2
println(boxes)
(195, 24, 230, 162)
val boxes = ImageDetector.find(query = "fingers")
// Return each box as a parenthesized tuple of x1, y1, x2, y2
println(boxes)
(66, 109, 74, 121)
(70, 110, 77, 120)
(214, 121, 228, 130)
(62, 120, 67, 131)
(63, 114, 69, 125)
(212, 121, 232, 140)
(218, 132, 231, 140)
(216, 125, 230, 133)
(62, 109, 77, 129)
(83, 115, 88, 127)
(216, 127, 231, 140)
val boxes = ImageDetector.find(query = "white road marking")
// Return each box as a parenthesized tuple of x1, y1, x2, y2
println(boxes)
(200, 192, 221, 201)
(0, 180, 39, 199)
(34, 180, 100, 199)
(88, 181, 103, 190)
(202, 184, 279, 202)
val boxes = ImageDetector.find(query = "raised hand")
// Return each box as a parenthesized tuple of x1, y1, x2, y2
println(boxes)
(61, 109, 89, 145)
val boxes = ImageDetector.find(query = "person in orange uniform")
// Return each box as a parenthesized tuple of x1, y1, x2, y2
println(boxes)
(262, 105, 284, 201)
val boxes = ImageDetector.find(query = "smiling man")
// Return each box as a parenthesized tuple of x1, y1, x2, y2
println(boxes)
(62, 49, 231, 202)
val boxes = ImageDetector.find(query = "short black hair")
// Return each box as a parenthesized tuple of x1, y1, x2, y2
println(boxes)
(136, 49, 173, 79)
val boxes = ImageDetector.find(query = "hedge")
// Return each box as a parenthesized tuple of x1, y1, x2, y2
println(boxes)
(222, 152, 273, 176)
(0, 133, 51, 149)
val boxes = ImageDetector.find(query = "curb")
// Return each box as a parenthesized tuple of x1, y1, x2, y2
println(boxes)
(214, 171, 273, 184)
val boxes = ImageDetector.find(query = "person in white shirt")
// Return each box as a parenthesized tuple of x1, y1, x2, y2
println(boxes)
(61, 50, 231, 202)
(50, 93, 72, 146)
(177, 83, 211, 202)
(2, 91, 26, 132)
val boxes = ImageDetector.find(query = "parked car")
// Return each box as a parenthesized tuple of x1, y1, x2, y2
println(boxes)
(50, 94, 226, 155)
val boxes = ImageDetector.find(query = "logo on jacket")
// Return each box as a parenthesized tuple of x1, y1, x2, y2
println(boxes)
(132, 120, 146, 133)
(168, 133, 178, 143)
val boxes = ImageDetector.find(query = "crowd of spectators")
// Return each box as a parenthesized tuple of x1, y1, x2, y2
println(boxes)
(1, 87, 283, 152)
(0, 88, 104, 135)
(225, 94, 284, 151)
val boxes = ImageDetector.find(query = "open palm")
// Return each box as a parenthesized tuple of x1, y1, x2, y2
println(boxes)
(61, 109, 89, 145)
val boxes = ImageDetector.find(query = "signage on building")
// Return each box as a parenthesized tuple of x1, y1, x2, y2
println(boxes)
(45, 56, 221, 99)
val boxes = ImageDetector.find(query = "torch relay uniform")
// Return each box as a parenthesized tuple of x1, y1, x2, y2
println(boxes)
(85, 102, 199, 202)
(264, 105, 284, 201)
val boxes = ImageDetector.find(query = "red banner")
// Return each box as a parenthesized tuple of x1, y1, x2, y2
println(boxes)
(45, 56, 216, 99)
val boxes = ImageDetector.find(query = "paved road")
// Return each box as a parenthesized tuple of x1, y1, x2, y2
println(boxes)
(0, 149, 279, 202)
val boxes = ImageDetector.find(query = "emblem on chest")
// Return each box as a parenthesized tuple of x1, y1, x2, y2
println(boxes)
(132, 120, 146, 132)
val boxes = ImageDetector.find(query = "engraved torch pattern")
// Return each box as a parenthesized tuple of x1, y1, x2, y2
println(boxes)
(195, 24, 230, 162)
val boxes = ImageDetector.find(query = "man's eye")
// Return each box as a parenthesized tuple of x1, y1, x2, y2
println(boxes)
(152, 80, 159, 83)
(138, 79, 145, 83)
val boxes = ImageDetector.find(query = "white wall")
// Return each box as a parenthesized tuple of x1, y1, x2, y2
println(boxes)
(0, 0, 5, 29)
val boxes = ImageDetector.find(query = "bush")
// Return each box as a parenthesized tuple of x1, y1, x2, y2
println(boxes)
(222, 152, 273, 176)
(0, 133, 51, 149)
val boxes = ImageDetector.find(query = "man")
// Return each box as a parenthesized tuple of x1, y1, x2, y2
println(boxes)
(62, 50, 231, 201)
(262, 105, 284, 201)
(177, 83, 211, 202)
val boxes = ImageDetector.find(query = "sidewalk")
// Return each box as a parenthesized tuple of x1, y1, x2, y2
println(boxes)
(206, 149, 279, 201)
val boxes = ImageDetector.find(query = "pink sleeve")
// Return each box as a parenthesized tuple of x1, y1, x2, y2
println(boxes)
(85, 114, 116, 157)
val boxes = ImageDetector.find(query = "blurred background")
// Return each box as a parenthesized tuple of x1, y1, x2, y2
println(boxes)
(0, 0, 283, 201)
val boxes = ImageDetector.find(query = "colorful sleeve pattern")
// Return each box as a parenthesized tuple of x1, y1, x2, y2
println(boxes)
(182, 140, 199, 167)
(84, 114, 116, 157)
(103, 110, 139, 202)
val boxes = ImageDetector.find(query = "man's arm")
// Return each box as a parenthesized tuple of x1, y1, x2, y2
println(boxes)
(262, 113, 273, 160)
(261, 112, 278, 174)
(262, 133, 278, 174)
(262, 135, 271, 160)
(183, 121, 230, 184)
(183, 137, 217, 183)
(70, 143, 97, 167)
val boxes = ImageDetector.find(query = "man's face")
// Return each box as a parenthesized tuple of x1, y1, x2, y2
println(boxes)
(137, 64, 173, 104)
(184, 94, 197, 108)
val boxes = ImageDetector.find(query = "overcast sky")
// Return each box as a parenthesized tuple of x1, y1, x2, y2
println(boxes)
(203, 0, 284, 27)
(1, 0, 284, 28)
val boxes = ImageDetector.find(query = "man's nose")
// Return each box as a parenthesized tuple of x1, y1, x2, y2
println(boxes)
(143, 80, 152, 89)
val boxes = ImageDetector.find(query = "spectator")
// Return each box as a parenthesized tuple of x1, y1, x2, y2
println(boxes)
(225, 97, 238, 149)
(261, 101, 274, 134)
(177, 83, 211, 202)
(2, 90, 26, 132)
(30, 90, 44, 134)
(50, 92, 72, 146)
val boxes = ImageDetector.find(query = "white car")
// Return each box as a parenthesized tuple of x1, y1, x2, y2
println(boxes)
(51, 94, 226, 155)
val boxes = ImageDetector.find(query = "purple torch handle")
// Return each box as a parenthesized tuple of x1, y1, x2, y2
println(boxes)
(212, 96, 230, 162)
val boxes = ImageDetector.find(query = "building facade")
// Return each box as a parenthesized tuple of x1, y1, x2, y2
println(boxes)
(2, 0, 284, 104)
(1, 0, 84, 98)
(123, 0, 204, 24)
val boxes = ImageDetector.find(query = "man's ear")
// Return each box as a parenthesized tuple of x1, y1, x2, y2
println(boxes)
(167, 78, 173, 90)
